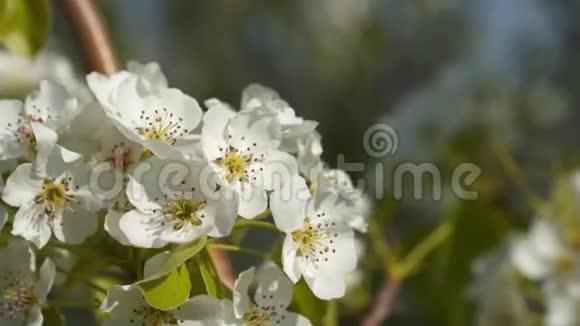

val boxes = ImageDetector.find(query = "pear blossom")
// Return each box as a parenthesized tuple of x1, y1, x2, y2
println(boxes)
(0, 239, 55, 326)
(120, 157, 239, 248)
(101, 285, 221, 326)
(1, 150, 100, 248)
(509, 219, 580, 287)
(469, 248, 530, 326)
(270, 175, 358, 299)
(202, 98, 297, 218)
(242, 84, 317, 153)
(88, 63, 202, 160)
(297, 133, 370, 232)
(0, 81, 81, 162)
(220, 264, 311, 326)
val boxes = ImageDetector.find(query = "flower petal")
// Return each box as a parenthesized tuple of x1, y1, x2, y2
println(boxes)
(36, 258, 55, 301)
(233, 267, 255, 318)
(254, 264, 293, 310)
(2, 163, 42, 207)
(119, 210, 168, 248)
(51, 205, 97, 245)
(12, 202, 52, 248)
(270, 175, 309, 232)
(238, 183, 267, 219)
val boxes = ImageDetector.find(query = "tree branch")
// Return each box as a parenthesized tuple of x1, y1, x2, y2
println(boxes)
(58, 0, 118, 75)
(362, 277, 401, 326)
(59, 0, 236, 289)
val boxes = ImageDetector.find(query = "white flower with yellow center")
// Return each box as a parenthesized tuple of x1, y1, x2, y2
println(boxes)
(88, 63, 202, 160)
(1, 155, 99, 248)
(270, 176, 358, 300)
(0, 239, 55, 326)
(120, 157, 239, 248)
(297, 133, 370, 232)
(101, 285, 220, 326)
(220, 264, 312, 326)
(0, 81, 80, 162)
(241, 84, 317, 153)
(202, 99, 298, 218)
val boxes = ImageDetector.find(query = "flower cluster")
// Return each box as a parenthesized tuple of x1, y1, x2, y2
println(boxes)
(469, 173, 580, 326)
(0, 62, 370, 325)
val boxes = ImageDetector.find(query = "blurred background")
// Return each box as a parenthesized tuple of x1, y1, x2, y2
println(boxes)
(5, 0, 580, 324)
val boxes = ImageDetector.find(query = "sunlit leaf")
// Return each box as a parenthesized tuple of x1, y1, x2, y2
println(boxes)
(139, 264, 191, 310)
(0, 0, 49, 56)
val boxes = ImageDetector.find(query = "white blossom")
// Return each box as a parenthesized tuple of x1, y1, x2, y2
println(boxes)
(120, 157, 239, 248)
(469, 248, 530, 326)
(87, 62, 201, 160)
(0, 239, 55, 326)
(220, 264, 311, 326)
(241, 84, 317, 154)
(1, 148, 100, 248)
(202, 99, 297, 218)
(270, 176, 358, 299)
(101, 286, 221, 326)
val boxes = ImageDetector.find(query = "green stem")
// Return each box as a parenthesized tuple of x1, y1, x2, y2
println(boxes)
(397, 222, 453, 277)
(207, 243, 268, 259)
(233, 219, 282, 233)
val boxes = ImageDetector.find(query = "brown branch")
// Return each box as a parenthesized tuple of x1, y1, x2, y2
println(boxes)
(362, 277, 401, 326)
(59, 0, 236, 288)
(58, 0, 119, 75)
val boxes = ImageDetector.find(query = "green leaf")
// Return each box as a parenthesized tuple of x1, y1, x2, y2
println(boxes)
(139, 264, 192, 310)
(42, 306, 65, 326)
(198, 251, 219, 297)
(0, 0, 50, 56)
(141, 237, 207, 283)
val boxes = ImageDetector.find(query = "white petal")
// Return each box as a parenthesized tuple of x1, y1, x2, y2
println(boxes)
(119, 210, 168, 248)
(201, 99, 235, 161)
(238, 183, 267, 219)
(29, 121, 58, 177)
(26, 305, 43, 326)
(233, 267, 255, 318)
(86, 70, 131, 112)
(104, 207, 131, 246)
(270, 175, 309, 232)
(509, 235, 551, 280)
(205, 188, 239, 238)
(12, 202, 52, 248)
(51, 206, 97, 245)
(173, 295, 221, 323)
(2, 163, 41, 207)
(227, 110, 281, 153)
(527, 220, 565, 262)
(36, 258, 55, 301)
(25, 80, 78, 129)
(255, 151, 298, 191)
(0, 99, 27, 160)
(254, 264, 293, 310)
(282, 235, 303, 283)
(127, 61, 168, 91)
(125, 176, 163, 213)
(102, 286, 149, 326)
(278, 312, 313, 326)
(304, 272, 347, 300)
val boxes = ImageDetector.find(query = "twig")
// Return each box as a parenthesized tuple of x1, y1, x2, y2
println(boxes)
(58, 0, 236, 289)
(58, 0, 119, 75)
(362, 277, 401, 326)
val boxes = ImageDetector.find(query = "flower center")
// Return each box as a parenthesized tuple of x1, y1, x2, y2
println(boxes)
(244, 305, 275, 326)
(215, 146, 253, 183)
(133, 306, 178, 326)
(164, 198, 206, 230)
(2, 283, 36, 318)
(108, 142, 133, 171)
(137, 108, 186, 146)
(291, 218, 339, 263)
(34, 178, 74, 217)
